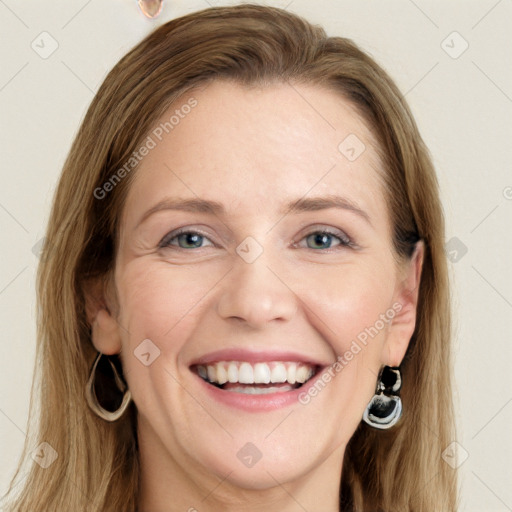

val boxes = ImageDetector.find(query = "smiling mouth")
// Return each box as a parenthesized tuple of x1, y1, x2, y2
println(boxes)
(191, 360, 320, 394)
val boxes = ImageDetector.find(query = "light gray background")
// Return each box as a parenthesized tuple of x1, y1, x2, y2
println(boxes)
(1, 1, 511, 510)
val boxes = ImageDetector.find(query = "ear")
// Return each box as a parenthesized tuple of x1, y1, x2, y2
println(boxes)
(83, 275, 122, 355)
(382, 240, 425, 367)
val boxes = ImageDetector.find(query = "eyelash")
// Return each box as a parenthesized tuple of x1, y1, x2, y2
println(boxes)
(158, 227, 355, 252)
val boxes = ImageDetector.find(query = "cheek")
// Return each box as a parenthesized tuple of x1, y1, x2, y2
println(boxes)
(273, 265, 393, 442)
(116, 261, 220, 342)
(299, 259, 394, 351)
(301, 263, 394, 416)
(114, 261, 221, 418)
(114, 262, 212, 379)
(296, 261, 394, 409)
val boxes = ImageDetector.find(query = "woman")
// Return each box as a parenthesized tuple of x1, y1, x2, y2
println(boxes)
(3, 4, 459, 511)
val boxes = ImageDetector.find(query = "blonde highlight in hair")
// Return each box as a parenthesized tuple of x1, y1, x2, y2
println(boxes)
(3, 5, 458, 511)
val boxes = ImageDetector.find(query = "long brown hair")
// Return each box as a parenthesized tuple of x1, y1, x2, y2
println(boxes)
(2, 4, 459, 511)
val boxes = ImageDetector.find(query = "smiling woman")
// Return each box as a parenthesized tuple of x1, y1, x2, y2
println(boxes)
(2, 4, 458, 512)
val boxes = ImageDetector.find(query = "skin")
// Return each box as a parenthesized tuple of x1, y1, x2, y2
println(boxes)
(86, 80, 424, 512)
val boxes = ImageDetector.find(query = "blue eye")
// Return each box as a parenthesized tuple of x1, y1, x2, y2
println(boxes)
(302, 230, 353, 250)
(298, 229, 355, 252)
(158, 228, 354, 251)
(159, 229, 214, 249)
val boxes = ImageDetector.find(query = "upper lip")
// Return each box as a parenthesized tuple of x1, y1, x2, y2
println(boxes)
(188, 348, 332, 367)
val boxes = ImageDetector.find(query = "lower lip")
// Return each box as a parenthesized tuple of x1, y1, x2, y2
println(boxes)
(192, 368, 325, 412)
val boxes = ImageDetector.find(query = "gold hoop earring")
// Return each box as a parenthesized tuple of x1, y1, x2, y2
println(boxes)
(85, 351, 132, 422)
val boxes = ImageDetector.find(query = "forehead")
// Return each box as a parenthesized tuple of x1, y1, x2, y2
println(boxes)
(120, 80, 387, 231)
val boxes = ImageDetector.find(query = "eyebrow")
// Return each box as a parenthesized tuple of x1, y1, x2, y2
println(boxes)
(135, 194, 372, 229)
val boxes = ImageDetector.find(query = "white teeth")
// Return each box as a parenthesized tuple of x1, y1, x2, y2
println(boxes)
(238, 363, 254, 384)
(287, 364, 296, 384)
(270, 364, 287, 383)
(296, 365, 312, 384)
(227, 362, 238, 383)
(217, 364, 228, 385)
(195, 361, 316, 386)
(253, 363, 271, 384)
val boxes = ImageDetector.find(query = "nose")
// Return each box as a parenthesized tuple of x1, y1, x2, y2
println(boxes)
(216, 250, 298, 329)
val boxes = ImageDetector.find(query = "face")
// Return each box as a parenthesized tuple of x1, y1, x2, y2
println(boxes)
(91, 80, 423, 497)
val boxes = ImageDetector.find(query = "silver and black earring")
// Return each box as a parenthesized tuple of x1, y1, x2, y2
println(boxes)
(85, 351, 132, 422)
(362, 365, 402, 430)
